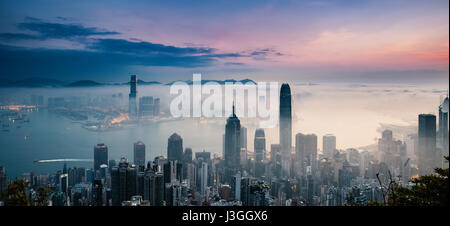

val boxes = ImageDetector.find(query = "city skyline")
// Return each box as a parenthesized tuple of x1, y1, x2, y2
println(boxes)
(1, 81, 447, 206)
(0, 0, 448, 209)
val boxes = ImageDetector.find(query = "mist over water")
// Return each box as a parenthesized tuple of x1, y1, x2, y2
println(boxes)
(0, 81, 447, 178)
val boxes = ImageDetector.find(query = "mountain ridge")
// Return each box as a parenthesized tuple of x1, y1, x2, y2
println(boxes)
(0, 77, 257, 87)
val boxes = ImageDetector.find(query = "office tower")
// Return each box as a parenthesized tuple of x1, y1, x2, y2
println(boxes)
(338, 160, 353, 187)
(279, 83, 292, 177)
(129, 75, 138, 119)
(143, 171, 165, 206)
(240, 127, 248, 167)
(0, 166, 8, 196)
(418, 114, 437, 175)
(93, 179, 104, 206)
(438, 96, 449, 161)
(323, 134, 336, 158)
(240, 126, 247, 150)
(136, 172, 145, 196)
(200, 162, 208, 196)
(143, 170, 154, 202)
(183, 148, 193, 163)
(111, 158, 137, 206)
(377, 130, 403, 172)
(153, 173, 165, 206)
(168, 133, 183, 162)
(254, 129, 266, 162)
(134, 141, 146, 168)
(240, 148, 248, 167)
(139, 96, 154, 117)
(185, 163, 196, 190)
(295, 133, 318, 175)
(59, 173, 69, 195)
(224, 105, 241, 183)
(68, 168, 76, 186)
(94, 143, 108, 171)
(163, 160, 182, 184)
(378, 130, 394, 160)
(295, 133, 306, 177)
(231, 172, 241, 201)
(240, 177, 250, 205)
(154, 98, 160, 116)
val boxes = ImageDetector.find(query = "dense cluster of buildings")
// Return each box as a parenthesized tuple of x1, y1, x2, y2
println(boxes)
(0, 76, 448, 206)
(129, 75, 160, 119)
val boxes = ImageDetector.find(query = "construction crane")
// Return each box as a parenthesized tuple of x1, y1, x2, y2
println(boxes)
(33, 159, 93, 163)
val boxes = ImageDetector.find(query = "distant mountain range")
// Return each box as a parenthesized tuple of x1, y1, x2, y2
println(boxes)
(0, 77, 66, 87)
(165, 78, 256, 86)
(0, 77, 256, 88)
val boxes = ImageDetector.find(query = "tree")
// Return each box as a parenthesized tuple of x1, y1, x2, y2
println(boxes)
(5, 179, 30, 206)
(388, 156, 449, 206)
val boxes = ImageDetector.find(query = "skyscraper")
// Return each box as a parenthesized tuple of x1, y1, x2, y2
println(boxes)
(295, 133, 318, 176)
(254, 129, 266, 162)
(323, 134, 336, 159)
(295, 133, 306, 177)
(279, 83, 292, 177)
(129, 75, 138, 119)
(163, 160, 182, 184)
(224, 105, 241, 183)
(139, 96, 154, 117)
(168, 133, 183, 162)
(183, 148, 193, 164)
(0, 166, 8, 197)
(153, 98, 160, 116)
(305, 134, 318, 173)
(240, 126, 248, 167)
(111, 158, 137, 206)
(418, 114, 437, 175)
(200, 162, 208, 196)
(377, 130, 402, 171)
(134, 141, 146, 168)
(240, 126, 247, 150)
(94, 143, 108, 171)
(145, 171, 165, 206)
(438, 96, 449, 162)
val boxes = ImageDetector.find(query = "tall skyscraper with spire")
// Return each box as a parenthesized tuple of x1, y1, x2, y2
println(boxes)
(224, 104, 241, 183)
(129, 75, 138, 119)
(279, 83, 292, 177)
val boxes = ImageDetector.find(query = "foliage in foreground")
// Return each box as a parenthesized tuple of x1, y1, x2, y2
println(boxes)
(388, 156, 449, 206)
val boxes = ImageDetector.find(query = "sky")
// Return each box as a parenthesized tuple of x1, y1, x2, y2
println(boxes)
(0, 0, 448, 83)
